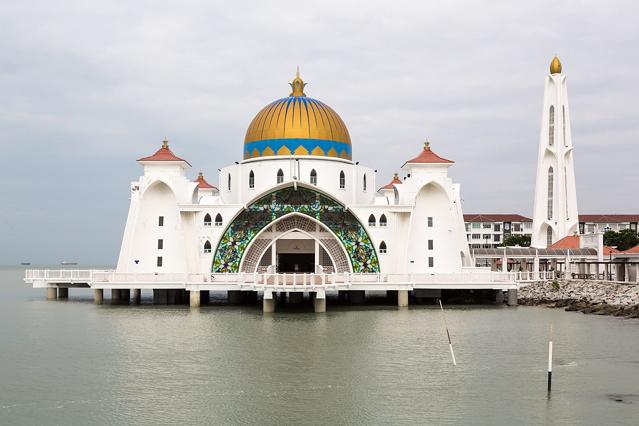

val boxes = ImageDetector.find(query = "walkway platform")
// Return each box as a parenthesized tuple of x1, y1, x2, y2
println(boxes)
(23, 269, 545, 292)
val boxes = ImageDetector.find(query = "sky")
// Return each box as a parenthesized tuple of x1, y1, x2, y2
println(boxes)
(1, 0, 638, 265)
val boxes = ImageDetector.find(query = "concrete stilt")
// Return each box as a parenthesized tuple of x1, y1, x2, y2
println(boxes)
(263, 290, 275, 313)
(314, 297, 326, 313)
(111, 289, 121, 303)
(228, 290, 243, 304)
(200, 290, 210, 305)
(58, 288, 69, 299)
(494, 290, 505, 304)
(289, 292, 303, 304)
(507, 289, 518, 306)
(189, 290, 201, 308)
(349, 290, 365, 305)
(153, 289, 168, 305)
(47, 287, 57, 300)
(397, 290, 409, 307)
(93, 289, 104, 304)
(132, 289, 141, 305)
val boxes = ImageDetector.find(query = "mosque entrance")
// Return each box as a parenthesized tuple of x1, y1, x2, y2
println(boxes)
(277, 253, 315, 273)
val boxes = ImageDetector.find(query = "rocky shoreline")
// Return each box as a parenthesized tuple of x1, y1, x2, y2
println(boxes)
(518, 280, 639, 318)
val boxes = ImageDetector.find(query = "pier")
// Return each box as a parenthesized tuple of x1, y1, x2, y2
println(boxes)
(22, 269, 547, 312)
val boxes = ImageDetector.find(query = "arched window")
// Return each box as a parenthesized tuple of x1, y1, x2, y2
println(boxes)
(310, 169, 317, 185)
(547, 167, 554, 220)
(548, 105, 555, 146)
(363, 174, 367, 191)
(249, 170, 255, 189)
(379, 241, 387, 254)
(339, 171, 345, 189)
(215, 213, 223, 227)
(203, 240, 212, 254)
(546, 227, 553, 247)
(204, 213, 212, 227)
(227, 173, 231, 191)
(368, 214, 376, 226)
(379, 214, 387, 227)
(277, 169, 284, 184)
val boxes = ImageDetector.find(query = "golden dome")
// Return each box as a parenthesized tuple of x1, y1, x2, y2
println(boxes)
(243, 70, 352, 160)
(550, 56, 562, 74)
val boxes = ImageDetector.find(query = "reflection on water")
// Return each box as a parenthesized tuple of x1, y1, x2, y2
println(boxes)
(1, 268, 638, 425)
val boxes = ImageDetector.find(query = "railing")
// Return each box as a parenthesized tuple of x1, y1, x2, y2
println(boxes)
(25, 269, 553, 286)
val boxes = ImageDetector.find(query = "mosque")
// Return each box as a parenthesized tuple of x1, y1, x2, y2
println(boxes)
(30, 59, 598, 310)
(116, 70, 472, 280)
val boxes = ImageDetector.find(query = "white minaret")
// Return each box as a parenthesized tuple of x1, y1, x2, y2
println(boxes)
(531, 56, 579, 248)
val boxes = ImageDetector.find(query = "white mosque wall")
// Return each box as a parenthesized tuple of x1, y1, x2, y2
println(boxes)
(218, 156, 377, 207)
(117, 154, 472, 276)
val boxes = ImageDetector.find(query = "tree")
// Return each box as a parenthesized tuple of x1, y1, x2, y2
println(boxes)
(603, 229, 639, 251)
(502, 234, 531, 247)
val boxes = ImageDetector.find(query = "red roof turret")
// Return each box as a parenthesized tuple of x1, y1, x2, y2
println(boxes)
(194, 172, 217, 190)
(403, 142, 454, 166)
(379, 173, 403, 191)
(138, 139, 191, 166)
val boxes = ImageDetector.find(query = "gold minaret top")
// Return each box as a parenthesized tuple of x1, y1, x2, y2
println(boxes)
(550, 56, 562, 74)
(289, 67, 307, 97)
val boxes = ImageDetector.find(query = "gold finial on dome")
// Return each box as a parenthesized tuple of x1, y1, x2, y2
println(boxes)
(289, 66, 307, 97)
(550, 56, 562, 74)
(162, 138, 169, 149)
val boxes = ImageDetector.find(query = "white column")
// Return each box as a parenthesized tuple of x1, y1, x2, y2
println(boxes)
(534, 256, 540, 280)
(271, 240, 277, 269)
(314, 240, 320, 269)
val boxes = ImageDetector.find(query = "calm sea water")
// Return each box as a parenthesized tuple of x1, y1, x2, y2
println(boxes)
(1, 267, 638, 425)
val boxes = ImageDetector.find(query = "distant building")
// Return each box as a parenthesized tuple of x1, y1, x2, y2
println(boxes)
(578, 215, 639, 235)
(464, 214, 532, 249)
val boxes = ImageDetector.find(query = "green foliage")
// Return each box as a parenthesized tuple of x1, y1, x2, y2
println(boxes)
(603, 229, 639, 251)
(502, 234, 531, 247)
(550, 280, 560, 291)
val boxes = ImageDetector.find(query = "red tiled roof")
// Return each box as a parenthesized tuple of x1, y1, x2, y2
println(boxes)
(550, 235, 619, 254)
(578, 214, 639, 223)
(194, 172, 217, 190)
(464, 214, 532, 223)
(138, 140, 191, 166)
(623, 245, 639, 253)
(550, 235, 579, 249)
(603, 246, 621, 256)
(379, 174, 402, 191)
(403, 142, 454, 166)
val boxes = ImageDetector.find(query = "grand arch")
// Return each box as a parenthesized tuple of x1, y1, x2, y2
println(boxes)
(212, 186, 379, 273)
(239, 214, 351, 273)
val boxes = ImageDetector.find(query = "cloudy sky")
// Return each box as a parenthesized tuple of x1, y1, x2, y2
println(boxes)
(1, 0, 638, 265)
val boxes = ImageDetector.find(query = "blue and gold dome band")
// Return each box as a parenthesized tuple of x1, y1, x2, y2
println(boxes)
(244, 138, 352, 160)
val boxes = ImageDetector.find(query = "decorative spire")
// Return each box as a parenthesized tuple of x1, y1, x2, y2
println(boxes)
(550, 56, 562, 74)
(198, 171, 204, 178)
(162, 138, 169, 149)
(424, 139, 431, 150)
(289, 67, 307, 97)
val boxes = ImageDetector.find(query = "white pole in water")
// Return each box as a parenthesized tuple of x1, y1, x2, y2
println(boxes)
(548, 324, 553, 393)
(439, 299, 457, 366)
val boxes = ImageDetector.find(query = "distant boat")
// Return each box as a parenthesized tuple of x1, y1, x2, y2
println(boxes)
(20, 262, 31, 266)
(60, 261, 78, 266)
